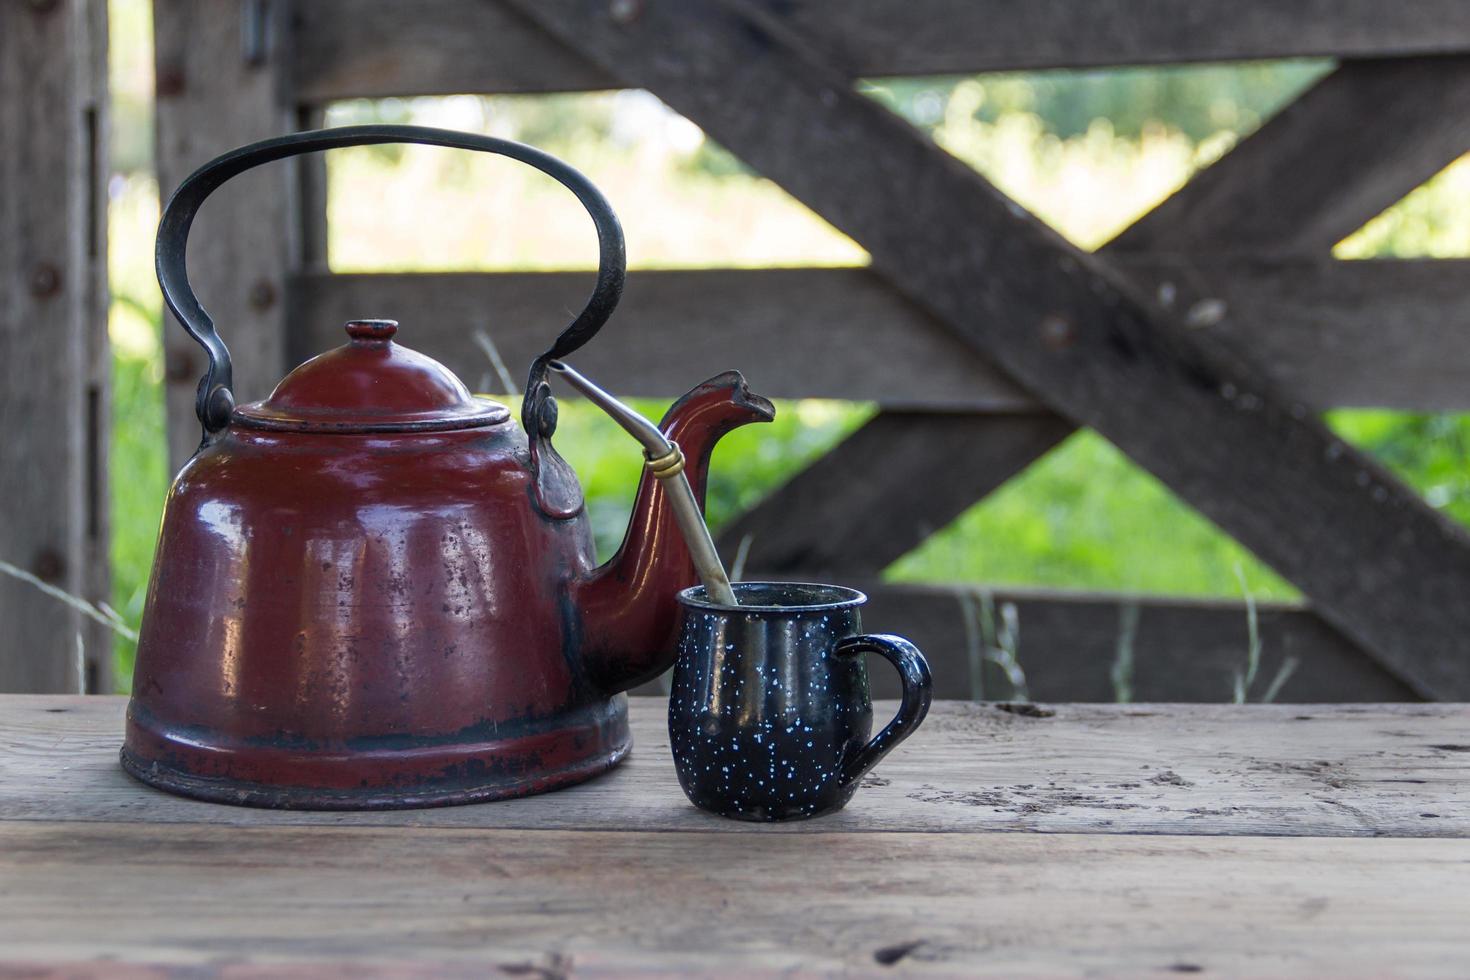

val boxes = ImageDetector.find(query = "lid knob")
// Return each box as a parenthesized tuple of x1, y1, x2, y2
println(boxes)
(234, 315, 508, 432)
(345, 319, 398, 343)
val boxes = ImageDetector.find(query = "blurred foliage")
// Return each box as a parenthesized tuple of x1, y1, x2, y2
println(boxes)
(108, 0, 154, 173)
(106, 172, 166, 677)
(322, 93, 864, 271)
(101, 0, 1470, 688)
(556, 399, 869, 562)
(887, 432, 1299, 599)
(1327, 410, 1470, 524)
(865, 62, 1330, 143)
(1336, 153, 1470, 259)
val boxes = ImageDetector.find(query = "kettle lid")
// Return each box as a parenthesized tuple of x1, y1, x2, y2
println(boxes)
(233, 320, 509, 433)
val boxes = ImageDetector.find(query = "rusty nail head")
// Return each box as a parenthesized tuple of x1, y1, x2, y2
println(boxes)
(249, 279, 278, 311)
(156, 65, 186, 98)
(33, 548, 65, 584)
(609, 0, 643, 24)
(165, 348, 197, 383)
(1184, 298, 1228, 329)
(29, 264, 61, 298)
(1040, 315, 1075, 350)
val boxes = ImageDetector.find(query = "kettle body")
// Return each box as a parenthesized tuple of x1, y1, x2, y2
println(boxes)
(120, 126, 772, 808)
(124, 376, 616, 808)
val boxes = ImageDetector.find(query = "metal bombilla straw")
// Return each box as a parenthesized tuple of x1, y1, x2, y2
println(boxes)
(548, 360, 740, 607)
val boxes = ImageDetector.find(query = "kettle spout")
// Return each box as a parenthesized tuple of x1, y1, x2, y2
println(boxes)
(575, 371, 774, 694)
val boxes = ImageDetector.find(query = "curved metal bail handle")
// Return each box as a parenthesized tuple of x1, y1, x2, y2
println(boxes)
(154, 124, 627, 438)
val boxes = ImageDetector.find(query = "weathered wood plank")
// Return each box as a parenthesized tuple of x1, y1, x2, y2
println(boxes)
(295, 105, 330, 271)
(785, 1, 1470, 75)
(81, 0, 111, 696)
(0, 0, 111, 693)
(289, 266, 1030, 408)
(508, 0, 1470, 699)
(5, 821, 1470, 976)
(292, 0, 1470, 100)
(1145, 255, 1470, 410)
(1, 697, 1465, 839)
(154, 0, 299, 472)
(7, 821, 1470, 976)
(630, 583, 1411, 703)
(1112, 57, 1470, 254)
(856, 583, 1414, 703)
(292, 259, 1470, 411)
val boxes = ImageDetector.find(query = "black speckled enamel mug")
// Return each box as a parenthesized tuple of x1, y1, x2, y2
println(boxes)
(669, 582, 932, 821)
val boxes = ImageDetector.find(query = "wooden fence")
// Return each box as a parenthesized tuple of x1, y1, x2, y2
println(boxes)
(137, 0, 1470, 702)
(7, 1, 1470, 700)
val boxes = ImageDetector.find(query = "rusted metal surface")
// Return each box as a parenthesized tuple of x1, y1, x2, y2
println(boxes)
(123, 320, 770, 808)
(125, 128, 773, 808)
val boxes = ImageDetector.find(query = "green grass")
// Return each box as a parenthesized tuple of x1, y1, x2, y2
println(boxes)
(108, 334, 168, 680)
(888, 431, 1298, 600)
(519, 397, 869, 564)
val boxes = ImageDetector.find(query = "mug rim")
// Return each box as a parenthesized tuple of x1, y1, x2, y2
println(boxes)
(677, 580, 868, 613)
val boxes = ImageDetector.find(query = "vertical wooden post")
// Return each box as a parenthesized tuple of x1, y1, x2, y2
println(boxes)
(0, 0, 111, 693)
(291, 104, 331, 366)
(153, 0, 298, 471)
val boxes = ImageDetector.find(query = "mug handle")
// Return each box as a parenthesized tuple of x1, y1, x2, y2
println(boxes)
(833, 634, 932, 787)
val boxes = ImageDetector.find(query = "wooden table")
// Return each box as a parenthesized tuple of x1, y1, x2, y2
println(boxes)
(2, 696, 1467, 976)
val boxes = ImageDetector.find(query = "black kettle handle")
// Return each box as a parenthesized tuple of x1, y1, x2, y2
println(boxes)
(155, 124, 626, 440)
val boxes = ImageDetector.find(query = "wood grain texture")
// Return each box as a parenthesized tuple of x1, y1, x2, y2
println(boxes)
(289, 266, 1030, 409)
(507, 0, 1470, 700)
(702, 56, 1470, 587)
(708, 263, 1470, 594)
(293, 260, 1470, 412)
(295, 105, 330, 271)
(852, 583, 1411, 703)
(1136, 255, 1470, 410)
(0, 0, 111, 693)
(635, 582, 1407, 703)
(2, 696, 1464, 837)
(292, 0, 1470, 100)
(4, 820, 1470, 976)
(154, 0, 298, 472)
(81, 0, 112, 695)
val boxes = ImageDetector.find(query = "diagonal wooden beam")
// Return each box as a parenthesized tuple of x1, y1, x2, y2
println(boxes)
(1110, 57, 1470, 254)
(716, 411, 1073, 576)
(508, 0, 1470, 698)
(716, 58, 1470, 574)
(716, 412, 1070, 574)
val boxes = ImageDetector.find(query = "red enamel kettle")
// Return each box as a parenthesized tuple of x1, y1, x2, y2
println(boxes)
(122, 126, 773, 809)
